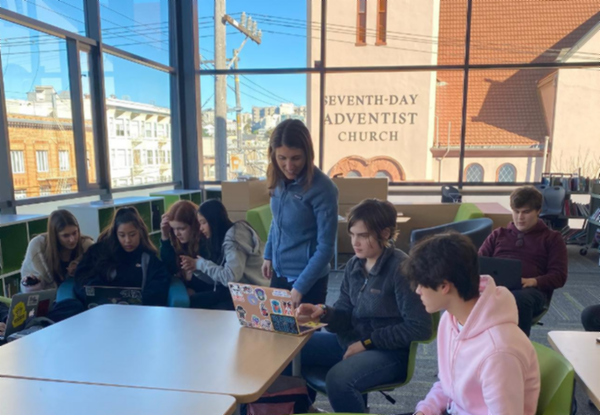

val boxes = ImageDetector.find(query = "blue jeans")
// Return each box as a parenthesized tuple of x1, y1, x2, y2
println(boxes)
(301, 331, 409, 413)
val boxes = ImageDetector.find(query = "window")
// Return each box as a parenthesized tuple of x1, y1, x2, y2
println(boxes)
(81, 51, 98, 184)
(11, 151, 25, 174)
(115, 119, 125, 137)
(114, 150, 127, 168)
(147, 150, 155, 165)
(2, 0, 85, 35)
(157, 124, 165, 137)
(497, 164, 516, 182)
(15, 190, 27, 200)
(131, 121, 140, 137)
(108, 118, 115, 136)
(36, 151, 49, 172)
(356, 0, 367, 45)
(127, 149, 133, 167)
(60, 184, 72, 194)
(465, 164, 484, 182)
(40, 186, 51, 197)
(347, 170, 362, 177)
(59, 151, 70, 172)
(376, 0, 388, 45)
(145, 122, 154, 138)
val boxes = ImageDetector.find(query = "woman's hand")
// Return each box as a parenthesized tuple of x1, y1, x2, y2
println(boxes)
(261, 260, 272, 279)
(291, 288, 303, 309)
(0, 322, 6, 336)
(295, 303, 324, 324)
(343, 341, 366, 360)
(66, 261, 78, 276)
(180, 255, 198, 273)
(160, 214, 171, 240)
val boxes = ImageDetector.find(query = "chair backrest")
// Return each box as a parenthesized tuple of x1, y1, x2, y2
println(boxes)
(246, 203, 272, 243)
(532, 341, 574, 415)
(403, 311, 441, 385)
(411, 218, 493, 249)
(442, 186, 462, 203)
(541, 186, 566, 217)
(0, 296, 11, 307)
(453, 203, 484, 222)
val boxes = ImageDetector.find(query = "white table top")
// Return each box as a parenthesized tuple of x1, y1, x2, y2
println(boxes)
(547, 330, 600, 409)
(0, 376, 236, 415)
(0, 305, 310, 403)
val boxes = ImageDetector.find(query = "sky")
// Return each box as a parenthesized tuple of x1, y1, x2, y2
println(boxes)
(0, 0, 311, 117)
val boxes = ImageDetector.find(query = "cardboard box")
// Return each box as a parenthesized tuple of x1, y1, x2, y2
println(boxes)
(222, 180, 269, 212)
(333, 177, 388, 205)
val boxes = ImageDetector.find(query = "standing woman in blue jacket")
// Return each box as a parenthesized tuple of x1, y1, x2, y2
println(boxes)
(262, 119, 339, 307)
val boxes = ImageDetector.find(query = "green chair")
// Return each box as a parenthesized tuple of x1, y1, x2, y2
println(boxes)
(453, 203, 484, 222)
(532, 341, 575, 415)
(246, 203, 272, 243)
(0, 296, 11, 307)
(304, 312, 441, 403)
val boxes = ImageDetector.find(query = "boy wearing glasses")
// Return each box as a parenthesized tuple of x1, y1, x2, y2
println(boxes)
(479, 186, 568, 336)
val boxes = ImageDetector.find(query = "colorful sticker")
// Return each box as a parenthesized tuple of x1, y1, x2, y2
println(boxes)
(239, 318, 250, 327)
(251, 315, 260, 327)
(11, 302, 27, 329)
(270, 314, 299, 334)
(229, 284, 244, 301)
(283, 301, 294, 316)
(26, 295, 39, 307)
(260, 319, 273, 331)
(270, 299, 282, 315)
(272, 289, 292, 298)
(255, 288, 266, 302)
(260, 302, 269, 317)
(85, 286, 96, 296)
(247, 294, 259, 305)
(236, 305, 247, 320)
(242, 285, 253, 295)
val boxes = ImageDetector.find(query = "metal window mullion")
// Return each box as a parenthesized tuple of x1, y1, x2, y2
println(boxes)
(318, 0, 327, 170)
(0, 49, 16, 214)
(457, 0, 474, 189)
(169, 0, 183, 187)
(67, 39, 89, 194)
(84, 0, 112, 199)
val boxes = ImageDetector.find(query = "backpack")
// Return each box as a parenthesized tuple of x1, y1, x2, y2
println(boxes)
(245, 376, 311, 415)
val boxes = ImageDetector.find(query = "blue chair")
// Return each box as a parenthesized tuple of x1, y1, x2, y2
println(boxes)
(56, 277, 190, 308)
(410, 218, 493, 249)
(540, 186, 567, 230)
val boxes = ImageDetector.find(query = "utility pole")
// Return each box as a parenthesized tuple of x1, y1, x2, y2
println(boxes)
(214, 0, 227, 181)
(214, 7, 261, 180)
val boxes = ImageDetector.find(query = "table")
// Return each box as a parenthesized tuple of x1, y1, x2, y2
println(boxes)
(547, 330, 600, 409)
(0, 305, 311, 404)
(0, 376, 237, 415)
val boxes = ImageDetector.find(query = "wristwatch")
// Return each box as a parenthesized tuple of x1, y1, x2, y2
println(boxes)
(318, 304, 327, 320)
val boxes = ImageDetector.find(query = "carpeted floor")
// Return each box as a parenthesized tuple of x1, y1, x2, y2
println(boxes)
(314, 246, 600, 414)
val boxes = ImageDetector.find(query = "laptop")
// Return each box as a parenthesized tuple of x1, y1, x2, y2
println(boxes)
(479, 257, 522, 291)
(228, 282, 327, 336)
(0, 289, 56, 341)
(84, 286, 143, 309)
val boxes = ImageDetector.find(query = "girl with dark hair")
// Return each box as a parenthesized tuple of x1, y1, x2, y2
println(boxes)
(295, 199, 432, 413)
(20, 209, 94, 293)
(262, 119, 339, 308)
(180, 199, 268, 309)
(73, 206, 170, 307)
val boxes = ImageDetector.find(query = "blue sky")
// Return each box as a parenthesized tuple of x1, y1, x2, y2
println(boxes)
(0, 0, 309, 116)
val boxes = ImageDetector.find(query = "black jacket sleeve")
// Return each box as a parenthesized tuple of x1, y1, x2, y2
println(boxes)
(143, 255, 171, 306)
(73, 244, 105, 305)
(323, 267, 354, 333)
(370, 273, 433, 350)
(159, 238, 179, 277)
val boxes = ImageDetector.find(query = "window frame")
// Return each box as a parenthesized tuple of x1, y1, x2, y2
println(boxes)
(36, 150, 49, 173)
(497, 163, 517, 183)
(464, 163, 485, 183)
(376, 0, 388, 46)
(356, 0, 367, 46)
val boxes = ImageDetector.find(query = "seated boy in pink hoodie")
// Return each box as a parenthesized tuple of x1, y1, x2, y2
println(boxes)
(402, 232, 540, 415)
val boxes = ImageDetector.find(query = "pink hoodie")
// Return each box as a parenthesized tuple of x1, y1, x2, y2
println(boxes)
(416, 276, 540, 415)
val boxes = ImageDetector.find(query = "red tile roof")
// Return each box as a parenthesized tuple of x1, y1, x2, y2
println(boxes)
(436, 0, 600, 148)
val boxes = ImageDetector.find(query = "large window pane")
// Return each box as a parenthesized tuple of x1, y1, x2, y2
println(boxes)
(1, 0, 86, 35)
(199, 0, 308, 69)
(80, 51, 98, 184)
(318, 71, 462, 182)
(0, 19, 78, 198)
(100, 0, 169, 65)
(200, 73, 307, 180)
(318, 0, 467, 68)
(103, 53, 172, 188)
(471, 1, 600, 65)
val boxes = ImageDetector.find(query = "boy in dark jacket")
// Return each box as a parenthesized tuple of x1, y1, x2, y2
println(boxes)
(296, 199, 432, 414)
(479, 186, 568, 336)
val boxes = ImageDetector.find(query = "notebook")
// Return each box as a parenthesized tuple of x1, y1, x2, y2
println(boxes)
(227, 282, 327, 336)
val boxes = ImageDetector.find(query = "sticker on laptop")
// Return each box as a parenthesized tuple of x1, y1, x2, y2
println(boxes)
(272, 290, 292, 298)
(236, 305, 247, 320)
(26, 295, 39, 307)
(230, 284, 244, 301)
(255, 288, 266, 302)
(11, 302, 27, 329)
(260, 319, 273, 331)
(242, 285, 253, 295)
(251, 315, 260, 327)
(270, 300, 282, 314)
(260, 302, 269, 317)
(283, 301, 293, 316)
(247, 294, 259, 305)
(85, 286, 96, 296)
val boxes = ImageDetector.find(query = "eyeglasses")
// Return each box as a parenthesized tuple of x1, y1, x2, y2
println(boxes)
(515, 232, 524, 247)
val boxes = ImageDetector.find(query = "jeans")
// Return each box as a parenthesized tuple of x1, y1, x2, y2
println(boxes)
(270, 273, 329, 305)
(581, 304, 600, 331)
(301, 331, 409, 413)
(511, 288, 547, 337)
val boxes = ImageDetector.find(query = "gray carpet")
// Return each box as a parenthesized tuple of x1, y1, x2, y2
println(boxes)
(314, 246, 600, 414)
